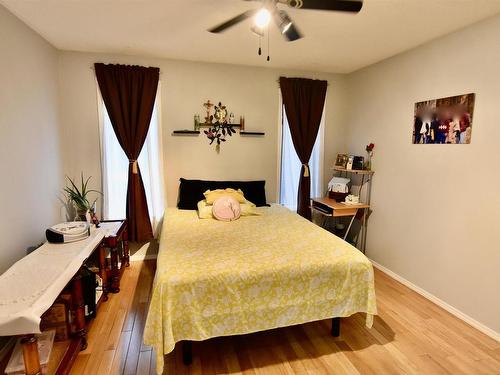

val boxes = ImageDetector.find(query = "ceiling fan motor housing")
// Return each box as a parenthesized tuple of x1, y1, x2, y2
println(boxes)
(287, 0, 304, 8)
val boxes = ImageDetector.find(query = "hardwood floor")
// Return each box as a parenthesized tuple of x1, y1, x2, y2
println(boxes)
(71, 260, 500, 375)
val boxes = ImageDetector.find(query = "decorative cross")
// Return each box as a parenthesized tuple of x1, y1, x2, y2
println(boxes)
(203, 100, 214, 124)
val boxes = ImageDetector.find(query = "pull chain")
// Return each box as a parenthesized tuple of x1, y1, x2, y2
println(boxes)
(267, 26, 270, 61)
(258, 34, 262, 56)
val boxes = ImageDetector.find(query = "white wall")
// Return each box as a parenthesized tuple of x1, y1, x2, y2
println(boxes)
(6, 0, 499, 339)
(0, 6, 62, 273)
(345, 15, 500, 334)
(57, 52, 347, 208)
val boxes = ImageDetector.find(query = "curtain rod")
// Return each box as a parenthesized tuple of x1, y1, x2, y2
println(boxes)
(276, 78, 329, 86)
(89, 67, 163, 76)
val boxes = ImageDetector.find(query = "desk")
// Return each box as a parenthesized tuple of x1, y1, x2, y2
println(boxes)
(311, 197, 369, 252)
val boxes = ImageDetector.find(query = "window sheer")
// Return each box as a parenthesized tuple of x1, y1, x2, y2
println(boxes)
(280, 105, 324, 211)
(98, 88, 164, 236)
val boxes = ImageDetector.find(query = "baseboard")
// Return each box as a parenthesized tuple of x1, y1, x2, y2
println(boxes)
(370, 259, 500, 343)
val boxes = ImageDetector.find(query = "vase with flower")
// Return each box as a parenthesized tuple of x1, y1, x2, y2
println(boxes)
(365, 143, 375, 170)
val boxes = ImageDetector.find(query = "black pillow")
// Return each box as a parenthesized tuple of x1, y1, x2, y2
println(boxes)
(178, 178, 267, 209)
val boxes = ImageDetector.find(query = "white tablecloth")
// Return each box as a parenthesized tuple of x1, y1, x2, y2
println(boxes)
(0, 224, 119, 336)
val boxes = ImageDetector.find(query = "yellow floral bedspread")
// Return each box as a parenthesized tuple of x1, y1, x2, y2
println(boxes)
(144, 204, 377, 374)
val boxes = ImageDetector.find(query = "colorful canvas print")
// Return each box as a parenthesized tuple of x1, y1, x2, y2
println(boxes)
(413, 93, 475, 144)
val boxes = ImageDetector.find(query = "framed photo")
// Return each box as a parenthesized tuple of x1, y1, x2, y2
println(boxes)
(353, 156, 364, 170)
(413, 93, 475, 144)
(346, 155, 354, 170)
(335, 153, 349, 168)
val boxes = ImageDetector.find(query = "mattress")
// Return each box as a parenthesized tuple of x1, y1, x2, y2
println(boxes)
(144, 204, 377, 374)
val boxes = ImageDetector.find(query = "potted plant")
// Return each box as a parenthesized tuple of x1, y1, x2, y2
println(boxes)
(64, 174, 102, 221)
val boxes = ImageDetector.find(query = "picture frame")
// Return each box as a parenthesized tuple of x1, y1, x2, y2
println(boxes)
(353, 156, 364, 170)
(413, 93, 475, 144)
(346, 155, 354, 170)
(335, 153, 349, 168)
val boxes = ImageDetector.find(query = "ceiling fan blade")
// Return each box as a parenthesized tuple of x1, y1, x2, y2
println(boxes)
(208, 9, 258, 33)
(286, 0, 363, 13)
(284, 23, 303, 41)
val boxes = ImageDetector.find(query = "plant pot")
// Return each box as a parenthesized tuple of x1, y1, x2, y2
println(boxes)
(75, 209, 89, 222)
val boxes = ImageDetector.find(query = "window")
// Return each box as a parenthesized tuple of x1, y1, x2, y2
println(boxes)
(98, 88, 164, 236)
(279, 104, 324, 211)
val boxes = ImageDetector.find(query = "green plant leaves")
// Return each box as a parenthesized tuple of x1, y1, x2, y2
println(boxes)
(64, 174, 102, 211)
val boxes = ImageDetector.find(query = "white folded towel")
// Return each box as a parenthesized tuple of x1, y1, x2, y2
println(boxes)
(328, 177, 350, 193)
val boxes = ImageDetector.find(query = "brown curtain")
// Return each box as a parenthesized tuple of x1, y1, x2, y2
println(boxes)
(95, 63, 159, 241)
(279, 77, 327, 220)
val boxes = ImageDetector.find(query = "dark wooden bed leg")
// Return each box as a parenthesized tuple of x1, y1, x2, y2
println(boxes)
(331, 317, 341, 337)
(182, 341, 192, 365)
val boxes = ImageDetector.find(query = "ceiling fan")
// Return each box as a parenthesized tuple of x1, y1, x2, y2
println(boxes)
(208, 0, 363, 42)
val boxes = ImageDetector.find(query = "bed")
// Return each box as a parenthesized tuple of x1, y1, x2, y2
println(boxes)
(144, 194, 377, 375)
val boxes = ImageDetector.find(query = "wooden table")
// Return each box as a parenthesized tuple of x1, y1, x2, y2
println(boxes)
(311, 197, 370, 252)
(0, 222, 129, 375)
(100, 220, 129, 294)
(0, 238, 104, 375)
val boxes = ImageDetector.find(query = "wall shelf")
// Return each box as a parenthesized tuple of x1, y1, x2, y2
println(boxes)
(240, 131, 265, 136)
(331, 166, 374, 175)
(172, 128, 265, 137)
(198, 123, 242, 128)
(172, 130, 200, 135)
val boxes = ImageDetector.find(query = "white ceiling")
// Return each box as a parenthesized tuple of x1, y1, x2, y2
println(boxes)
(3, 0, 500, 73)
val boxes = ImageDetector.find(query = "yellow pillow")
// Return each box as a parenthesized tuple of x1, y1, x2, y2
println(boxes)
(197, 199, 259, 219)
(197, 199, 213, 219)
(203, 188, 246, 204)
(240, 200, 259, 216)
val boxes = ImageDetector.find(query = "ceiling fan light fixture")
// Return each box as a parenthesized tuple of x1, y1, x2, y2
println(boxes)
(275, 10, 293, 34)
(250, 25, 265, 37)
(282, 21, 292, 34)
(255, 8, 271, 28)
(283, 23, 302, 42)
